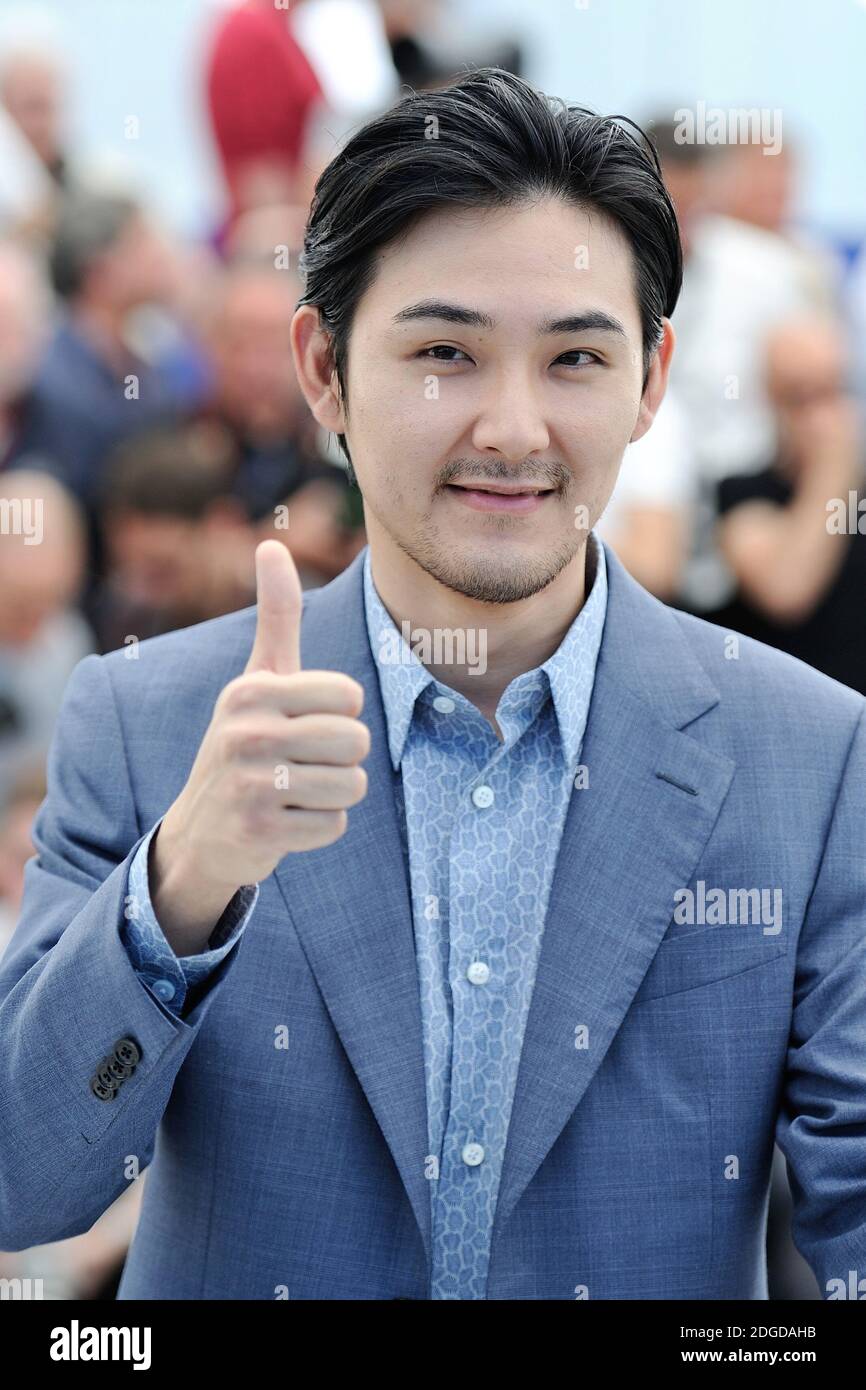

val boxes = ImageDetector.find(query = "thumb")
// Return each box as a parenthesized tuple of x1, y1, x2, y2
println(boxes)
(245, 540, 303, 675)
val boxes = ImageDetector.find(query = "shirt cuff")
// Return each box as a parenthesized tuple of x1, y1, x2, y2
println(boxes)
(120, 818, 259, 1016)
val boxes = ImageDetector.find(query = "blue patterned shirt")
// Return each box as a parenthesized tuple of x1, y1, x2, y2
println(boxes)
(122, 534, 607, 1297)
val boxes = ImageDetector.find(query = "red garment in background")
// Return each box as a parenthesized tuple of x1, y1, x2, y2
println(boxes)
(205, 1, 322, 220)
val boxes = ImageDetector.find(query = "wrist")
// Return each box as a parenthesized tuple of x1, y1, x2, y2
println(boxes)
(148, 811, 241, 954)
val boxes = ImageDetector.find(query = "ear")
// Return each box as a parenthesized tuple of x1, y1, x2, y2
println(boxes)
(290, 304, 346, 435)
(629, 318, 676, 445)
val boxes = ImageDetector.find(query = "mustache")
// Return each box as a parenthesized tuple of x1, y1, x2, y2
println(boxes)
(437, 460, 570, 491)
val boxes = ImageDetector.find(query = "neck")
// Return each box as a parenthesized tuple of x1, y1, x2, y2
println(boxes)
(368, 530, 594, 724)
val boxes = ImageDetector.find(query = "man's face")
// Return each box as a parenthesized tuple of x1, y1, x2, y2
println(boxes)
(97, 213, 178, 312)
(0, 542, 81, 647)
(211, 273, 303, 436)
(333, 197, 663, 603)
(1, 57, 63, 168)
(766, 324, 848, 465)
(105, 514, 204, 611)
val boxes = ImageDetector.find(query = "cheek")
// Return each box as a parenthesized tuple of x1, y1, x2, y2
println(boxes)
(568, 381, 642, 452)
(350, 360, 442, 457)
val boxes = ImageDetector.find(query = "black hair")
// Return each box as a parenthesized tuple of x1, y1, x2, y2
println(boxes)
(297, 66, 683, 474)
(100, 424, 237, 520)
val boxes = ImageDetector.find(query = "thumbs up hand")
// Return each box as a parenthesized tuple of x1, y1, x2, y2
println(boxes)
(149, 541, 370, 954)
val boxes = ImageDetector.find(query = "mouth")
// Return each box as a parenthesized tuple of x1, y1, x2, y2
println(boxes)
(444, 482, 556, 514)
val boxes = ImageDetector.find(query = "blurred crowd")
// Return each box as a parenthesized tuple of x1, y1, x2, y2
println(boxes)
(2, 0, 865, 1301)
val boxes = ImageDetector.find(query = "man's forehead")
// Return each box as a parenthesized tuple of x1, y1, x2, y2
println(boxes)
(379, 199, 629, 264)
(365, 202, 639, 320)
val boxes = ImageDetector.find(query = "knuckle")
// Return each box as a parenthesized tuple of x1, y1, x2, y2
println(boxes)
(353, 720, 371, 759)
(236, 727, 274, 760)
(349, 766, 368, 801)
(221, 679, 256, 715)
(338, 676, 364, 714)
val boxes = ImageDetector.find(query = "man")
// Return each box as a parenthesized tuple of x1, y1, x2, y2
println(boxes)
(0, 24, 72, 190)
(1, 69, 865, 1301)
(197, 259, 363, 581)
(0, 238, 50, 469)
(5, 191, 187, 510)
(0, 469, 92, 809)
(89, 424, 258, 653)
(205, 0, 324, 236)
(648, 117, 828, 614)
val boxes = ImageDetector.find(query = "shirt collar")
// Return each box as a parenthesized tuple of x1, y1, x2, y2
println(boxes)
(363, 532, 608, 770)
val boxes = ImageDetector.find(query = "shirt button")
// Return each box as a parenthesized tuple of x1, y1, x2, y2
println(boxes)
(151, 978, 176, 1003)
(471, 785, 494, 809)
(467, 961, 490, 985)
(432, 695, 455, 713)
(462, 1142, 485, 1167)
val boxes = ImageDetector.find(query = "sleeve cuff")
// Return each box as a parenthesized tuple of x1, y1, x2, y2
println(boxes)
(120, 818, 259, 1014)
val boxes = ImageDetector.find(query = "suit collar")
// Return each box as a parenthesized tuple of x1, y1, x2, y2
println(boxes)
(278, 538, 730, 1269)
(304, 536, 721, 735)
(357, 533, 610, 770)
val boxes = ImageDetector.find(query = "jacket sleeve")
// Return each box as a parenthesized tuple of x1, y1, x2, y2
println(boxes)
(121, 821, 258, 1019)
(0, 652, 248, 1251)
(774, 701, 866, 1296)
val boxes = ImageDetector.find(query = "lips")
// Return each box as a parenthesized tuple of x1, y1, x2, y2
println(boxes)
(445, 483, 554, 514)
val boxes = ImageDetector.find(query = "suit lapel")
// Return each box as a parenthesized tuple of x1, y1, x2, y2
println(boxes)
(272, 552, 432, 1265)
(268, 543, 736, 1270)
(492, 546, 736, 1239)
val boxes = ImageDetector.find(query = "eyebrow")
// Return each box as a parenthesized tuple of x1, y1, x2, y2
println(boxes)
(391, 299, 628, 339)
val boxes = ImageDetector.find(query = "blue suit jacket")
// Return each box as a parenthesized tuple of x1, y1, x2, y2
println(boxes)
(2, 542, 865, 1299)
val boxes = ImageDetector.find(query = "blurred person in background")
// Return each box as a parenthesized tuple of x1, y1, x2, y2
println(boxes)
(205, 0, 326, 243)
(293, 0, 521, 194)
(221, 200, 308, 265)
(648, 117, 711, 258)
(0, 6, 74, 237)
(204, 0, 487, 243)
(0, 764, 45, 956)
(198, 256, 365, 581)
(5, 191, 190, 512)
(91, 423, 258, 653)
(0, 16, 73, 192)
(376, 0, 523, 92)
(593, 390, 694, 602)
(0, 470, 92, 805)
(0, 238, 52, 468)
(845, 236, 866, 415)
(649, 117, 834, 615)
(203, 0, 522, 253)
(290, 0, 401, 174)
(715, 316, 866, 695)
(710, 135, 841, 312)
(0, 100, 53, 235)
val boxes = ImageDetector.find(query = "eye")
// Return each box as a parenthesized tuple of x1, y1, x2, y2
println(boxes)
(554, 350, 602, 368)
(418, 345, 473, 364)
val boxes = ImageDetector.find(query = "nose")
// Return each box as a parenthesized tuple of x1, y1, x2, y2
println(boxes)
(470, 368, 550, 461)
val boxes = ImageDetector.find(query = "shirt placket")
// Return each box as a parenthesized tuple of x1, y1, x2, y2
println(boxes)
(430, 697, 536, 1300)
